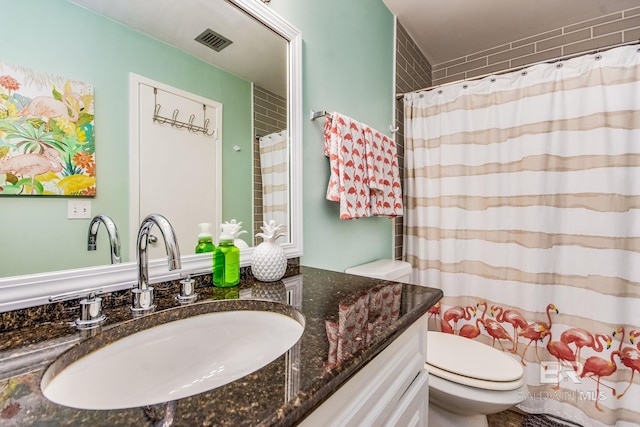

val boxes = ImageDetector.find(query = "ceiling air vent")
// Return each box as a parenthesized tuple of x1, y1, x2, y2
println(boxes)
(195, 28, 233, 52)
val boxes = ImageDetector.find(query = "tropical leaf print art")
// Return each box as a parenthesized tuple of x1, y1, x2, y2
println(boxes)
(0, 62, 95, 196)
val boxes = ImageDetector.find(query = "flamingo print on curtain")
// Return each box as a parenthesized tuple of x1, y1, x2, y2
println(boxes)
(403, 45, 640, 426)
(259, 130, 289, 240)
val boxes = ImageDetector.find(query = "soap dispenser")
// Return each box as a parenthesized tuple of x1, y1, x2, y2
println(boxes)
(195, 222, 215, 254)
(213, 221, 240, 287)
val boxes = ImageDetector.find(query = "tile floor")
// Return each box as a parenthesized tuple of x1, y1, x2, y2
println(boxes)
(487, 409, 526, 427)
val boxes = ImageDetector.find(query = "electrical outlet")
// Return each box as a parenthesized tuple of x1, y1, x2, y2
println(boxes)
(68, 200, 92, 219)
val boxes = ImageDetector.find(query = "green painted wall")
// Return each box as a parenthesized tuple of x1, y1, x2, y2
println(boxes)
(0, 0, 252, 276)
(272, 0, 396, 272)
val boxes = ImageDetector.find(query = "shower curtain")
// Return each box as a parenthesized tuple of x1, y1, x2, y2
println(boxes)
(404, 45, 640, 427)
(259, 130, 289, 240)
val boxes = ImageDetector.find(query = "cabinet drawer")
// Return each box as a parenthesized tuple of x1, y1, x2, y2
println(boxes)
(383, 369, 429, 427)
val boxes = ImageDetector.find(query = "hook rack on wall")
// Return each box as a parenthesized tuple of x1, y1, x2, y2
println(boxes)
(152, 88, 216, 137)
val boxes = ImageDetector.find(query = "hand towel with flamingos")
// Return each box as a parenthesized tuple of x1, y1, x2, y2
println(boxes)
(323, 112, 403, 219)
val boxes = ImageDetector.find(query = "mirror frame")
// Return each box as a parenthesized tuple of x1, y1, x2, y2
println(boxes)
(0, 0, 302, 312)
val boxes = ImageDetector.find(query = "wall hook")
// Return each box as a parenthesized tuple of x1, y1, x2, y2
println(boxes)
(153, 88, 216, 137)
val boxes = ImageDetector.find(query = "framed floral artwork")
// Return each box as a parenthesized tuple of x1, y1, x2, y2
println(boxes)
(0, 62, 95, 196)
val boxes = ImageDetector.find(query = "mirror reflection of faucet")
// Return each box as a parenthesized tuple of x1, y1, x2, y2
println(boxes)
(132, 214, 182, 315)
(87, 214, 121, 264)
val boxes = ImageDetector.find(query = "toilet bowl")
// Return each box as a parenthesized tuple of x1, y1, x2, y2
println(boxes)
(426, 331, 528, 427)
(345, 259, 528, 427)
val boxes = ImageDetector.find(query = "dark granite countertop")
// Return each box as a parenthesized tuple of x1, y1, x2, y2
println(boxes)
(0, 266, 442, 426)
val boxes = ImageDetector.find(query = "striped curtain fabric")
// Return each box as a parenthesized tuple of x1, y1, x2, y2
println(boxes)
(404, 45, 640, 427)
(259, 130, 289, 240)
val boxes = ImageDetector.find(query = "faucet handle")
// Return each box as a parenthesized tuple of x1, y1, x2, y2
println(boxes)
(131, 287, 156, 315)
(49, 289, 107, 330)
(177, 274, 198, 304)
(76, 294, 107, 329)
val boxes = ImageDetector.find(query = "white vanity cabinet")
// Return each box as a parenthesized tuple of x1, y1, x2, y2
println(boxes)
(300, 315, 429, 427)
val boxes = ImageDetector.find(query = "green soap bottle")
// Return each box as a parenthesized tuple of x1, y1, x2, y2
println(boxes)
(195, 223, 215, 254)
(213, 223, 240, 287)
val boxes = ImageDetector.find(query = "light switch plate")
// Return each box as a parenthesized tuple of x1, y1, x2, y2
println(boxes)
(68, 200, 92, 219)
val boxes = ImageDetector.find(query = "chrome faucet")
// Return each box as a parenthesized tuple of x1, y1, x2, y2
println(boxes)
(132, 214, 182, 314)
(87, 214, 121, 264)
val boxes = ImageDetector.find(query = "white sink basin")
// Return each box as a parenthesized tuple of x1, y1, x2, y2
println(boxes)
(41, 302, 304, 410)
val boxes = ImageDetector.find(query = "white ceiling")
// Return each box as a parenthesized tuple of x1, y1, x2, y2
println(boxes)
(69, 0, 288, 96)
(383, 0, 640, 66)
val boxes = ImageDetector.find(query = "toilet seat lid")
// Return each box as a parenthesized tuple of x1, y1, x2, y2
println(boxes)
(426, 331, 523, 384)
(426, 363, 525, 391)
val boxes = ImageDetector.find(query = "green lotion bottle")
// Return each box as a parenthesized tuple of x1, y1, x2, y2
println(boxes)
(213, 223, 240, 287)
(195, 223, 215, 253)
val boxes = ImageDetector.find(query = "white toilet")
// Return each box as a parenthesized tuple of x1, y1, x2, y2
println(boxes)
(344, 258, 412, 282)
(346, 259, 528, 427)
(426, 331, 527, 427)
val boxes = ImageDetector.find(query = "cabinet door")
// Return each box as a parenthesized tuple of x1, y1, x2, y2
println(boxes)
(299, 316, 428, 427)
(383, 369, 429, 427)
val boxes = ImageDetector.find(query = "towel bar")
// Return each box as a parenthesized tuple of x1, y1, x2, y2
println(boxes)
(310, 109, 399, 134)
(310, 110, 330, 121)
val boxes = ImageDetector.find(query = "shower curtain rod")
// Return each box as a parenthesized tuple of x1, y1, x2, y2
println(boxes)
(395, 39, 640, 99)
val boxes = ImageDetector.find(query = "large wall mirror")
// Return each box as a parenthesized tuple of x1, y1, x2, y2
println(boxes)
(0, 0, 302, 311)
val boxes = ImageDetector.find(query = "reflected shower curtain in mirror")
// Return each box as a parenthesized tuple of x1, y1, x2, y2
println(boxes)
(404, 45, 640, 426)
(259, 130, 289, 241)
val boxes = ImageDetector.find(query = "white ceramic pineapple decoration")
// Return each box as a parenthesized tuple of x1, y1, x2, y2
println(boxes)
(251, 220, 287, 282)
(225, 219, 249, 249)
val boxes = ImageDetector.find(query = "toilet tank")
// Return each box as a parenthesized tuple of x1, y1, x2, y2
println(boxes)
(345, 259, 412, 282)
